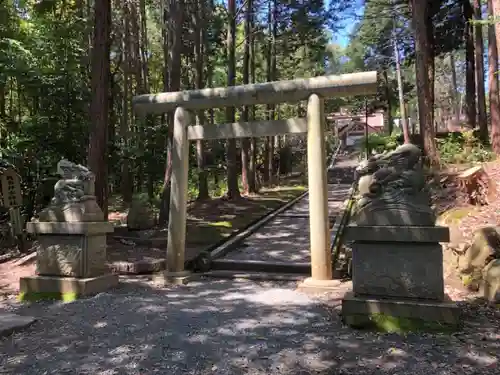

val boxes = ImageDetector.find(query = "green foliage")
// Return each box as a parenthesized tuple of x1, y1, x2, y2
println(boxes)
(437, 131, 495, 165)
(363, 131, 401, 154)
(360, 129, 495, 165)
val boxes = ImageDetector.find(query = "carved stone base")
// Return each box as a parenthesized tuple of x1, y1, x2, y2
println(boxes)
(26, 222, 113, 278)
(351, 204, 435, 227)
(37, 198, 104, 222)
(342, 292, 460, 332)
(345, 226, 449, 301)
(19, 274, 119, 302)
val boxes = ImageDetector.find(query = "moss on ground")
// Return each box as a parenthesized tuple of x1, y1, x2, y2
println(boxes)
(18, 291, 79, 302)
(438, 206, 476, 224)
(345, 313, 458, 334)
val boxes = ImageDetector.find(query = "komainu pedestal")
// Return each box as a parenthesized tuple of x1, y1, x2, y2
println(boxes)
(19, 160, 118, 301)
(342, 144, 460, 332)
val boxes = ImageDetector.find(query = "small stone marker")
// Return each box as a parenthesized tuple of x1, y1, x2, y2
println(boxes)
(342, 144, 460, 332)
(0, 313, 35, 337)
(127, 197, 155, 230)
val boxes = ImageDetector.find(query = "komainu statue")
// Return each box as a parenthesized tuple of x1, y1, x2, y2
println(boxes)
(351, 144, 436, 227)
(35, 159, 104, 222)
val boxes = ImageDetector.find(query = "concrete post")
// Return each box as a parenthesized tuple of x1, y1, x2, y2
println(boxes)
(155, 107, 191, 285)
(298, 94, 340, 292)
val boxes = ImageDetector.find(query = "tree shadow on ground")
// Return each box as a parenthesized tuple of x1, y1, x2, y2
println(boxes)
(224, 215, 337, 263)
(0, 278, 498, 374)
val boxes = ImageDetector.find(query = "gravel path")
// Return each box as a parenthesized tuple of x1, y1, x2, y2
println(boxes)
(0, 278, 498, 375)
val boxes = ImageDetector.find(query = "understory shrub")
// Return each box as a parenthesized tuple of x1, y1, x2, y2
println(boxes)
(437, 130, 494, 165)
(363, 131, 400, 154)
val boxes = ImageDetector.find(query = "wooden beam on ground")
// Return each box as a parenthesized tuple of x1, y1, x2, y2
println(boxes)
(187, 118, 307, 140)
(133, 71, 378, 114)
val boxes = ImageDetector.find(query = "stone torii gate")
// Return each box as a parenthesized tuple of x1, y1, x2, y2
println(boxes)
(132, 72, 377, 290)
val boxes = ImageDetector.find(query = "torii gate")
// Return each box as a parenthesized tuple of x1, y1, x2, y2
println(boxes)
(132, 72, 377, 291)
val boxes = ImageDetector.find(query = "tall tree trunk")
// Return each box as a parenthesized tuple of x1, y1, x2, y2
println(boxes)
(410, 0, 440, 165)
(426, 2, 436, 130)
(493, 0, 500, 58)
(194, 0, 209, 200)
(382, 70, 393, 134)
(464, 0, 477, 129)
(264, 0, 276, 185)
(158, 0, 185, 224)
(489, 0, 500, 153)
(449, 52, 460, 123)
(270, 0, 278, 182)
(393, 35, 410, 143)
(139, 0, 149, 92)
(88, 0, 112, 217)
(120, 0, 133, 203)
(248, 8, 258, 193)
(225, 0, 240, 199)
(473, 0, 488, 141)
(240, 0, 253, 195)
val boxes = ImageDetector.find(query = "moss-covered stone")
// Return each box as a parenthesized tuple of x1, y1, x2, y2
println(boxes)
(438, 207, 476, 224)
(18, 291, 79, 303)
(344, 313, 459, 334)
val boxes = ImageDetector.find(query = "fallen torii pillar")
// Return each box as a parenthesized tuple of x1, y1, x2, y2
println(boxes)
(132, 72, 377, 291)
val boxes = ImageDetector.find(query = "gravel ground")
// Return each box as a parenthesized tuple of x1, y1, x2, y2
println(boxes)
(0, 278, 498, 375)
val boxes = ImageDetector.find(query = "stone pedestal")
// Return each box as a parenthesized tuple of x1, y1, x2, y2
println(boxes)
(341, 225, 460, 331)
(37, 198, 104, 222)
(19, 222, 118, 301)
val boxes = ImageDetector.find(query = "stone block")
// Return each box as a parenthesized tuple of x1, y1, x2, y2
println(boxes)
(153, 270, 192, 286)
(37, 199, 104, 222)
(351, 241, 445, 300)
(0, 313, 36, 337)
(342, 292, 460, 332)
(296, 277, 341, 294)
(344, 225, 450, 243)
(481, 259, 500, 303)
(19, 274, 119, 301)
(27, 222, 113, 235)
(351, 204, 436, 227)
(109, 259, 165, 274)
(27, 222, 113, 278)
(127, 199, 155, 230)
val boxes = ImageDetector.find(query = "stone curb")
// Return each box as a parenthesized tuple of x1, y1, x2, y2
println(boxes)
(202, 270, 305, 282)
(330, 181, 357, 271)
(108, 259, 165, 275)
(210, 259, 311, 274)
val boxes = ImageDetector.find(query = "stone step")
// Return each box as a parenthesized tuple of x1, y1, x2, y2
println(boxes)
(211, 258, 311, 274)
(202, 270, 306, 282)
